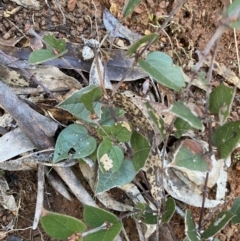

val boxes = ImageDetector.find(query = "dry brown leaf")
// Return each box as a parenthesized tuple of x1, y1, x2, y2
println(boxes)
(68, 0, 77, 11)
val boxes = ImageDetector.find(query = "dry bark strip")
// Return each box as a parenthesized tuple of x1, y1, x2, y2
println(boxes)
(0, 81, 57, 149)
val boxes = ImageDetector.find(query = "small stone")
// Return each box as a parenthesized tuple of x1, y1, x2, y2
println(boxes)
(3, 32, 11, 40)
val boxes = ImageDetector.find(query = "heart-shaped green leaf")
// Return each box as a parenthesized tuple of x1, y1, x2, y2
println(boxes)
(41, 209, 86, 239)
(58, 86, 102, 123)
(138, 51, 185, 91)
(44, 33, 67, 52)
(53, 124, 97, 162)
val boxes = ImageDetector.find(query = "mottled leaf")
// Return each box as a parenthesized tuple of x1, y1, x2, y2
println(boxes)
(97, 140, 124, 173)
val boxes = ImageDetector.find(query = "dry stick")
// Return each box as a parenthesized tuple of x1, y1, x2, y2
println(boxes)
(155, 116, 176, 241)
(197, 43, 219, 231)
(54, 166, 97, 207)
(0, 49, 60, 102)
(204, 41, 220, 115)
(198, 172, 209, 231)
(32, 165, 45, 230)
(230, 0, 240, 76)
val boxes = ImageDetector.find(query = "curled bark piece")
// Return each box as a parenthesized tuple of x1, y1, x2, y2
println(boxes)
(46, 168, 72, 201)
(54, 166, 97, 207)
(0, 81, 58, 149)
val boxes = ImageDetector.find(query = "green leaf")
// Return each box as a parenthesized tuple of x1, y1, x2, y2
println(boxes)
(96, 160, 137, 193)
(227, 0, 240, 29)
(98, 122, 132, 142)
(230, 197, 240, 224)
(79, 86, 103, 114)
(133, 203, 157, 224)
(58, 86, 102, 123)
(53, 124, 97, 162)
(28, 48, 68, 64)
(99, 107, 125, 125)
(44, 33, 67, 52)
(169, 101, 204, 130)
(212, 121, 240, 159)
(83, 205, 119, 227)
(162, 197, 176, 224)
(174, 117, 192, 138)
(171, 139, 210, 172)
(122, 0, 142, 18)
(145, 101, 166, 140)
(40, 209, 86, 239)
(201, 211, 234, 239)
(227, 0, 240, 16)
(127, 34, 159, 56)
(138, 51, 185, 91)
(185, 210, 201, 241)
(230, 197, 240, 214)
(209, 84, 235, 125)
(131, 131, 151, 171)
(231, 215, 240, 224)
(85, 222, 122, 241)
(97, 140, 124, 173)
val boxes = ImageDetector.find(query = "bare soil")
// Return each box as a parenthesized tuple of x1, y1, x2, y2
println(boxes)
(1, 0, 240, 240)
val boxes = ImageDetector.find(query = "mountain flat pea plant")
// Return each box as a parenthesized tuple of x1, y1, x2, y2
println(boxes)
(27, 0, 240, 240)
